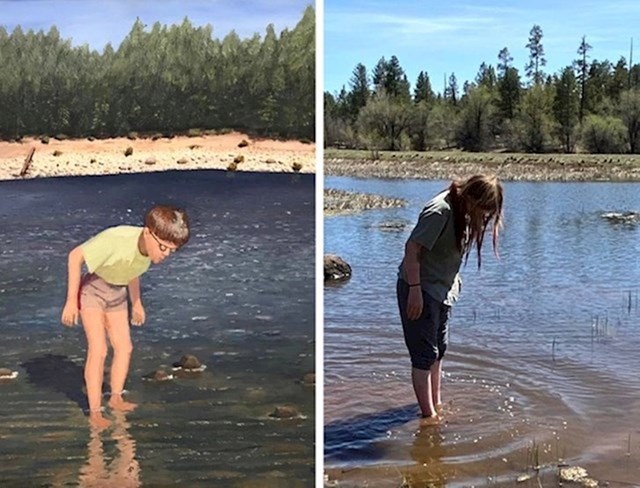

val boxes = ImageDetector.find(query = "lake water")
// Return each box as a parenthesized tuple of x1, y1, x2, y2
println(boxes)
(0, 170, 315, 487)
(324, 176, 640, 487)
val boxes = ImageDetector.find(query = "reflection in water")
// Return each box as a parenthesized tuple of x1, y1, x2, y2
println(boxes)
(408, 425, 447, 486)
(79, 410, 140, 488)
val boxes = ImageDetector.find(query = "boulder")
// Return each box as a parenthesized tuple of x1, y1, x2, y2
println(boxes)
(324, 254, 352, 282)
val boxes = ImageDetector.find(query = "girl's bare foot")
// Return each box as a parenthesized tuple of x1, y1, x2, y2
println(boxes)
(108, 395, 138, 412)
(89, 412, 111, 431)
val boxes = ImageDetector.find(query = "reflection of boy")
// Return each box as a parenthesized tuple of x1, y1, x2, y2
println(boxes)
(61, 206, 190, 430)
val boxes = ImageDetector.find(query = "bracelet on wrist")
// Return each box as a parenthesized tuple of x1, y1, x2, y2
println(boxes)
(408, 283, 421, 287)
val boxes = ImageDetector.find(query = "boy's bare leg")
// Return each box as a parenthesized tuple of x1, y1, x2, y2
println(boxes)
(105, 309, 137, 412)
(430, 360, 443, 409)
(412, 367, 437, 419)
(81, 308, 111, 430)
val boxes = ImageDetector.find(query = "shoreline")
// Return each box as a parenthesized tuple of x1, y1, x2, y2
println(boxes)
(0, 133, 315, 180)
(325, 150, 640, 182)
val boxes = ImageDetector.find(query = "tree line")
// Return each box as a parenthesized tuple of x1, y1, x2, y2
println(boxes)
(325, 25, 640, 154)
(0, 6, 314, 141)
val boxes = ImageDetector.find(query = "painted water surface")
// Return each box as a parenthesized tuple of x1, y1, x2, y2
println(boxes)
(325, 177, 640, 487)
(0, 170, 314, 487)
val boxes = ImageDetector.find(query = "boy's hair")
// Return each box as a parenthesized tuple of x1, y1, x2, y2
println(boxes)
(144, 206, 190, 248)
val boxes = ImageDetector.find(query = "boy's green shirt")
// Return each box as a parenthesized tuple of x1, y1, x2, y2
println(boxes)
(81, 225, 151, 285)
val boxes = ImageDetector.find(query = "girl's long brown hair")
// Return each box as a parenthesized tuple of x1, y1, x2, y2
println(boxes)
(448, 174, 503, 269)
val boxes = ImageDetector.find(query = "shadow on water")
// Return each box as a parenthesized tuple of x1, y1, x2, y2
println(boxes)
(324, 403, 419, 463)
(21, 354, 89, 412)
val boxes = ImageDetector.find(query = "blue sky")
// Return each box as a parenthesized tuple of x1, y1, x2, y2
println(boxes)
(0, 0, 312, 50)
(325, 0, 640, 95)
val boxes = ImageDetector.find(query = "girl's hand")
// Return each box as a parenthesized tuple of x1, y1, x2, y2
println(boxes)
(407, 287, 424, 321)
(131, 302, 146, 326)
(61, 301, 79, 327)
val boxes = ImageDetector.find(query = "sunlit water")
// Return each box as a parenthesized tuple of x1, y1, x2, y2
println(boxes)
(325, 176, 640, 487)
(0, 170, 315, 487)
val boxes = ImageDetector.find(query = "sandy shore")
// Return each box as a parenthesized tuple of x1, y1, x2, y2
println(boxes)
(0, 133, 315, 180)
(325, 150, 640, 181)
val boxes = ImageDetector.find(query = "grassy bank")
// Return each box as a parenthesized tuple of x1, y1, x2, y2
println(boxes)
(325, 149, 640, 181)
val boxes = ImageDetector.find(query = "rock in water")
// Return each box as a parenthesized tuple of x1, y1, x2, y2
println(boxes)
(302, 373, 315, 385)
(324, 254, 352, 282)
(173, 354, 202, 370)
(269, 406, 300, 418)
(144, 369, 173, 381)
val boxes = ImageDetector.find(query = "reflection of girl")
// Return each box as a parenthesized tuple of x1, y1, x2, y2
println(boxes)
(398, 175, 503, 421)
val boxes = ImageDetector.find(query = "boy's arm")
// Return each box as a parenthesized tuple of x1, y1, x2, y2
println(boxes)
(128, 277, 145, 326)
(62, 246, 85, 326)
(128, 277, 141, 305)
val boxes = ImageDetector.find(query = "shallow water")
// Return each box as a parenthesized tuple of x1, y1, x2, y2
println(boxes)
(324, 177, 640, 487)
(0, 170, 315, 487)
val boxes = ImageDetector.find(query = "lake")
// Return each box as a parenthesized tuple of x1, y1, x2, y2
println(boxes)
(0, 170, 315, 487)
(324, 176, 640, 487)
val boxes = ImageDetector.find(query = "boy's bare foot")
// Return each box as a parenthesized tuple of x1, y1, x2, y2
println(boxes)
(89, 412, 111, 431)
(419, 413, 440, 426)
(108, 395, 138, 412)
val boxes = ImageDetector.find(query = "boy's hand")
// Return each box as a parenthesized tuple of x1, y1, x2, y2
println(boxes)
(61, 301, 79, 327)
(131, 302, 146, 326)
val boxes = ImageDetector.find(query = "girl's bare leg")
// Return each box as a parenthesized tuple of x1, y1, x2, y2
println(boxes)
(412, 367, 437, 418)
(105, 309, 137, 411)
(430, 360, 443, 409)
(81, 308, 111, 430)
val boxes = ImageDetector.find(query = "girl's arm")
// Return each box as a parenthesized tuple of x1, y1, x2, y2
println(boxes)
(404, 239, 422, 285)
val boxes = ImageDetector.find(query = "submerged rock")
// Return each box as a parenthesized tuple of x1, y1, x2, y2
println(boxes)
(601, 211, 640, 224)
(143, 369, 173, 381)
(269, 406, 300, 419)
(559, 466, 598, 487)
(324, 255, 352, 282)
(375, 220, 410, 232)
(301, 373, 315, 385)
(0, 368, 18, 380)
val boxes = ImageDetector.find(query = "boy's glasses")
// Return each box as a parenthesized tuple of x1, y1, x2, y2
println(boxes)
(150, 232, 176, 253)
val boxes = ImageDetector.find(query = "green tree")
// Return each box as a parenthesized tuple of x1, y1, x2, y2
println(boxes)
(357, 92, 411, 150)
(574, 36, 592, 121)
(619, 89, 640, 153)
(581, 114, 627, 153)
(525, 25, 547, 85)
(456, 86, 494, 151)
(414, 71, 434, 105)
(553, 67, 580, 152)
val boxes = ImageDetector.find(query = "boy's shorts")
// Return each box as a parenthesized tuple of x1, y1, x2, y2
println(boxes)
(78, 273, 128, 312)
(397, 278, 451, 371)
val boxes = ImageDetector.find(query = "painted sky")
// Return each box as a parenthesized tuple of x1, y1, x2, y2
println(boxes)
(325, 0, 640, 95)
(0, 0, 312, 50)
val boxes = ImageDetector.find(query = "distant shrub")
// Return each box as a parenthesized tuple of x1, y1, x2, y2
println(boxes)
(54, 134, 68, 141)
(581, 115, 627, 153)
(40, 136, 50, 144)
